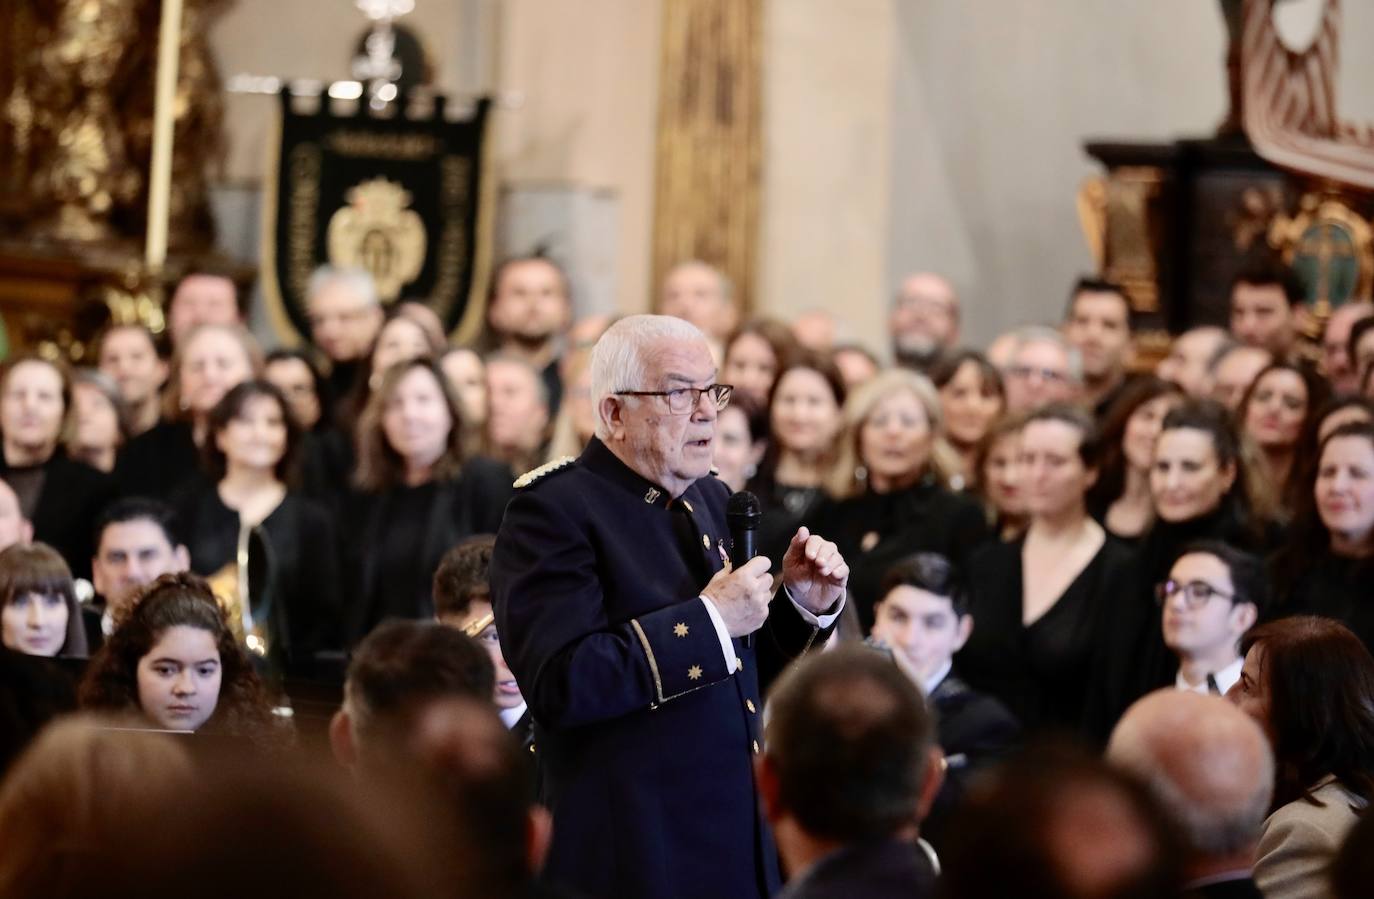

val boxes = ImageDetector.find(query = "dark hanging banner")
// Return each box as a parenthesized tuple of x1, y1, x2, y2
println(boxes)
(261, 90, 491, 343)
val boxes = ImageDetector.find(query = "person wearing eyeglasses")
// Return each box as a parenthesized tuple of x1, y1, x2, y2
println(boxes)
(490, 314, 850, 899)
(1002, 327, 1084, 414)
(1159, 540, 1265, 697)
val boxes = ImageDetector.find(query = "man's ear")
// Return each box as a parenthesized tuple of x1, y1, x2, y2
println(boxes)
(19, 520, 32, 545)
(526, 806, 553, 874)
(952, 614, 974, 653)
(599, 396, 626, 442)
(1232, 602, 1258, 636)
(329, 709, 357, 769)
(173, 544, 191, 571)
(916, 745, 946, 822)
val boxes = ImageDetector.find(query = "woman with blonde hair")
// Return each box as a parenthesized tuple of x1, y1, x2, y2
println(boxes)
(814, 368, 990, 629)
(115, 323, 262, 500)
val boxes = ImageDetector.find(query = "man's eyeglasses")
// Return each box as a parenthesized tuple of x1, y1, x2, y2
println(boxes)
(1153, 579, 1239, 608)
(1005, 365, 1069, 384)
(615, 384, 733, 415)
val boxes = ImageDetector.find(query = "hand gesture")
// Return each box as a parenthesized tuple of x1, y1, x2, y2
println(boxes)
(781, 526, 848, 615)
(701, 556, 773, 638)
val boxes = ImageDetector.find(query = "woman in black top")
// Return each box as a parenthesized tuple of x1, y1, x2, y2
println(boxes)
(746, 352, 844, 569)
(1274, 422, 1374, 649)
(0, 356, 115, 578)
(1238, 362, 1330, 520)
(346, 357, 512, 641)
(174, 380, 340, 679)
(1100, 399, 1277, 722)
(115, 324, 262, 501)
(815, 368, 989, 630)
(958, 404, 1135, 740)
(1087, 376, 1184, 542)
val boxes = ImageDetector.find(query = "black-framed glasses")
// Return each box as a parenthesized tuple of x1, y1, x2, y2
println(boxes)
(1153, 579, 1238, 608)
(614, 384, 733, 415)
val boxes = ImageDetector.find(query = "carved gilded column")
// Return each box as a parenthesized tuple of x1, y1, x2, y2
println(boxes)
(652, 0, 762, 311)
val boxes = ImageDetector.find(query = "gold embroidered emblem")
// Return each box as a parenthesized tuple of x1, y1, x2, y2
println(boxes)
(645, 488, 661, 504)
(326, 177, 427, 302)
(687, 665, 703, 681)
(673, 623, 689, 638)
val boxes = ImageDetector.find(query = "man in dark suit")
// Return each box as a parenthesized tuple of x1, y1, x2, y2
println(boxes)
(1108, 690, 1273, 898)
(86, 498, 190, 652)
(866, 553, 1019, 850)
(759, 645, 942, 899)
(491, 314, 849, 899)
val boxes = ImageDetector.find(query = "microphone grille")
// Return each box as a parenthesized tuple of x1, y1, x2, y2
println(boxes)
(726, 490, 761, 518)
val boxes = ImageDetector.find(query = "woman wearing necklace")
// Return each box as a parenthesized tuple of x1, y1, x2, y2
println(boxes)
(957, 403, 1136, 740)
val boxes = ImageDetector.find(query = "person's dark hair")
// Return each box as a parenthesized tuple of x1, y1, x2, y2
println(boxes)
(343, 620, 494, 750)
(94, 497, 181, 553)
(1022, 402, 1102, 469)
(1349, 317, 1374, 377)
(0, 542, 85, 657)
(354, 357, 468, 491)
(940, 742, 1183, 899)
(432, 535, 496, 621)
(1159, 399, 1274, 530)
(202, 380, 301, 484)
(78, 573, 274, 738)
(756, 350, 847, 481)
(1273, 422, 1374, 600)
(481, 253, 571, 352)
(722, 387, 769, 447)
(1240, 616, 1374, 810)
(930, 349, 1005, 403)
(1171, 539, 1269, 618)
(168, 262, 251, 318)
(879, 552, 968, 616)
(265, 346, 324, 395)
(1231, 256, 1305, 308)
(1238, 361, 1331, 512)
(763, 645, 934, 842)
(1066, 276, 1131, 322)
(1089, 376, 1185, 514)
(95, 322, 162, 364)
(726, 317, 801, 382)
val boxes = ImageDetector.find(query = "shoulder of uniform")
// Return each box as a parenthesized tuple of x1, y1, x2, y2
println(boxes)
(513, 456, 578, 490)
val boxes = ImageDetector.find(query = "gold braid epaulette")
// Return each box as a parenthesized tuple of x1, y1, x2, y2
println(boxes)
(513, 456, 577, 489)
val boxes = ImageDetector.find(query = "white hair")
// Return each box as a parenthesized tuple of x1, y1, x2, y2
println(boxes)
(306, 265, 379, 309)
(590, 315, 707, 440)
(1012, 325, 1083, 384)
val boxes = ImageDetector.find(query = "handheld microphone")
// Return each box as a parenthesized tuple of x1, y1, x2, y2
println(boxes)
(726, 490, 763, 649)
(726, 491, 761, 568)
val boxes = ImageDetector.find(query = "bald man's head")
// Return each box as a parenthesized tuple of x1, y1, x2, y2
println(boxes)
(1107, 690, 1273, 860)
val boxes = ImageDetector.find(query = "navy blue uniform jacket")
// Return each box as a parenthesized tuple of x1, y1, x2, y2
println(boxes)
(491, 438, 838, 899)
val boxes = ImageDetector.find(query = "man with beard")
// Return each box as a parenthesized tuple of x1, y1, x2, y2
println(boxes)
(486, 256, 573, 418)
(1063, 277, 1136, 418)
(890, 272, 961, 370)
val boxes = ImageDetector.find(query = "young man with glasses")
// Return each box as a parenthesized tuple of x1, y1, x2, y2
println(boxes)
(1157, 540, 1266, 696)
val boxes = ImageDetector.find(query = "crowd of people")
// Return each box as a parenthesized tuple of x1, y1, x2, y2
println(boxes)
(2, 250, 1374, 899)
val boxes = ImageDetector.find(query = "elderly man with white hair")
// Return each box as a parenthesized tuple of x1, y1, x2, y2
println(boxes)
(1107, 690, 1274, 898)
(491, 314, 849, 899)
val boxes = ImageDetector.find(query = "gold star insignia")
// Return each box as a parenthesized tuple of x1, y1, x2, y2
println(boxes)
(673, 622, 689, 638)
(688, 665, 703, 681)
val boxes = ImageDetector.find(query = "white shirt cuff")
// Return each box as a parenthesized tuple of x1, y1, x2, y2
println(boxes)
(785, 585, 845, 629)
(699, 596, 740, 672)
